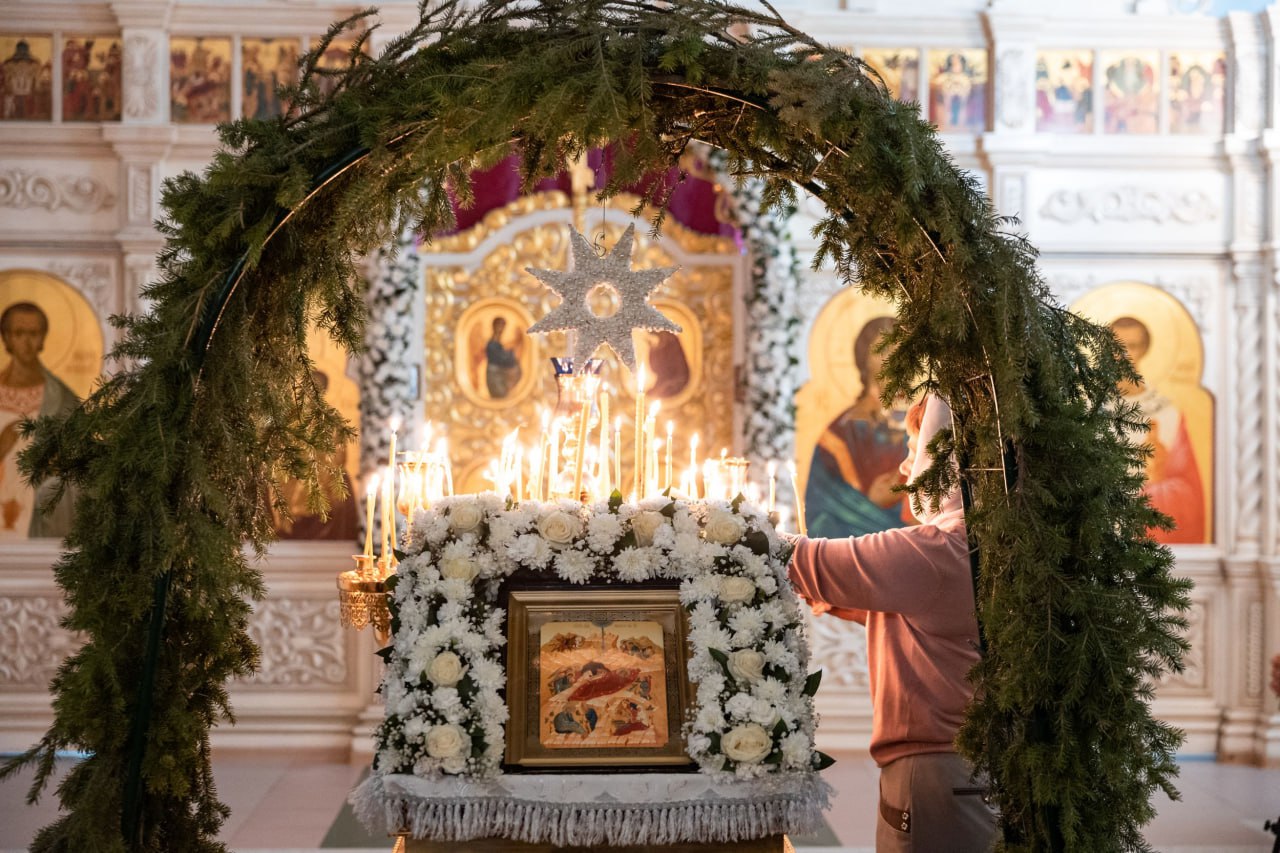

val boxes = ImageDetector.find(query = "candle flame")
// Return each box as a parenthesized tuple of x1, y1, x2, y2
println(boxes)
(767, 460, 777, 477)
(389, 414, 402, 434)
(366, 473, 380, 495)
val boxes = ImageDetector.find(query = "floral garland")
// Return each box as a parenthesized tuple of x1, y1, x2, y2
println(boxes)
(373, 494, 830, 783)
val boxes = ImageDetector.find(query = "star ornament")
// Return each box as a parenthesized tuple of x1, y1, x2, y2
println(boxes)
(526, 224, 682, 373)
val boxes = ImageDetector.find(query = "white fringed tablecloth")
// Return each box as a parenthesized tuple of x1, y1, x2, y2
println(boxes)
(350, 771, 831, 846)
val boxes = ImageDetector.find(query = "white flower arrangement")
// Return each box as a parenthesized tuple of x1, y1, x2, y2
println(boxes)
(374, 494, 829, 782)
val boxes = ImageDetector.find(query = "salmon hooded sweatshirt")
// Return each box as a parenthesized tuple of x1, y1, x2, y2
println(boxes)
(787, 395, 980, 767)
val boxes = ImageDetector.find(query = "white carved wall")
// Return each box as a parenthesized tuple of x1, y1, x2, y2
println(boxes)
(0, 0, 1276, 764)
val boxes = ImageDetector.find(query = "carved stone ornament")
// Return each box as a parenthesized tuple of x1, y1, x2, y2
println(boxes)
(123, 34, 161, 120)
(244, 598, 348, 686)
(44, 259, 116, 320)
(996, 49, 1031, 130)
(0, 169, 116, 214)
(0, 597, 82, 688)
(1038, 187, 1219, 226)
(805, 612, 869, 690)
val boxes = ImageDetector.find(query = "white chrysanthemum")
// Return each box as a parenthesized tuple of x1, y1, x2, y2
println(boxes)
(671, 506, 699, 535)
(402, 714, 429, 742)
(488, 515, 518, 549)
(679, 573, 721, 605)
(724, 692, 755, 721)
(756, 574, 778, 596)
(696, 670, 726, 700)
(762, 639, 799, 672)
(728, 608, 767, 646)
(555, 548, 596, 584)
(614, 547, 653, 582)
(686, 732, 712, 755)
(432, 686, 463, 716)
(781, 731, 810, 769)
(748, 697, 781, 727)
(752, 677, 788, 705)
(695, 704, 727, 731)
(688, 620, 732, 652)
(508, 532, 553, 568)
(586, 512, 624, 553)
(471, 657, 503, 687)
(417, 513, 451, 546)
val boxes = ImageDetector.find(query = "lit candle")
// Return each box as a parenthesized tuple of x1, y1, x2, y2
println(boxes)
(516, 443, 524, 501)
(786, 460, 807, 536)
(767, 460, 777, 512)
(665, 421, 674, 493)
(633, 362, 646, 499)
(438, 438, 453, 497)
(598, 388, 610, 496)
(388, 415, 401, 473)
(550, 419, 561, 499)
(363, 473, 379, 557)
(571, 381, 594, 500)
(382, 464, 394, 558)
(533, 409, 549, 501)
(613, 416, 622, 495)
(689, 432, 700, 499)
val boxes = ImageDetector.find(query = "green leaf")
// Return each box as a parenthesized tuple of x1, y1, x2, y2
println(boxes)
(813, 751, 837, 771)
(802, 670, 822, 698)
(609, 490, 624, 513)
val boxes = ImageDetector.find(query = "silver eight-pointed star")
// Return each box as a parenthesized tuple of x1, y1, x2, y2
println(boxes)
(526, 224, 682, 372)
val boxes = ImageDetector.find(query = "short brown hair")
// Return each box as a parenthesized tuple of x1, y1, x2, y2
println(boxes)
(0, 302, 48, 335)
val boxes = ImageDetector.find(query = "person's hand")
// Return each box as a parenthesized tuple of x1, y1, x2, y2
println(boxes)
(778, 530, 802, 547)
(868, 470, 903, 508)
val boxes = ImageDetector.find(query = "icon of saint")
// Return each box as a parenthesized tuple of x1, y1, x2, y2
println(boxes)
(0, 302, 79, 537)
(484, 315, 523, 400)
(1111, 316, 1206, 544)
(804, 316, 911, 539)
(642, 330, 690, 399)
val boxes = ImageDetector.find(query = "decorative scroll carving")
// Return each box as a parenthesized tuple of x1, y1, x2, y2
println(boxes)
(245, 598, 348, 686)
(1158, 600, 1206, 691)
(1245, 599, 1263, 699)
(996, 49, 1030, 130)
(0, 169, 116, 214)
(0, 597, 82, 687)
(128, 165, 152, 223)
(123, 34, 161, 120)
(805, 614, 869, 690)
(1038, 187, 1219, 226)
(44, 260, 116, 320)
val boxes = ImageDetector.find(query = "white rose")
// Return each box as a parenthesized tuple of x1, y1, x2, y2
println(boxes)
(704, 509, 747, 545)
(449, 502, 484, 534)
(538, 510, 583, 548)
(721, 723, 773, 764)
(727, 649, 765, 684)
(425, 723, 469, 760)
(426, 651, 467, 687)
(440, 554, 479, 582)
(718, 576, 757, 605)
(631, 510, 667, 547)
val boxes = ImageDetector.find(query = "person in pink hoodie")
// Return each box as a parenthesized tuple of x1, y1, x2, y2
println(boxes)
(787, 394, 996, 852)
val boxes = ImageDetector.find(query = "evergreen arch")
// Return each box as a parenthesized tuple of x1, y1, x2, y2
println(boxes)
(4, 2, 1190, 851)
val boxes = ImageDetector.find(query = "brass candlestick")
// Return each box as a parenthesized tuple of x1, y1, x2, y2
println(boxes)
(338, 553, 393, 645)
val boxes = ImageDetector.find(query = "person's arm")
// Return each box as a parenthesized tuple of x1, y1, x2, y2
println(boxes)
(787, 521, 967, 618)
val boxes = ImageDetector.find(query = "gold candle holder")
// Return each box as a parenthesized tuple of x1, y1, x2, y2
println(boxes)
(338, 553, 393, 645)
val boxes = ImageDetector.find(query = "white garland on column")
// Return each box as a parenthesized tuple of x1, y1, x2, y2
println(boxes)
(359, 222, 423, 546)
(712, 151, 805, 511)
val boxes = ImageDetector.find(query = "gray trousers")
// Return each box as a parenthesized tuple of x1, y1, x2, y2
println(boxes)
(876, 752, 998, 852)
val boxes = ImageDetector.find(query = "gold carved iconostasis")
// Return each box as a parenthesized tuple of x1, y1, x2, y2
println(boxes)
(0, 270, 103, 540)
(795, 282, 1214, 546)
(422, 194, 738, 497)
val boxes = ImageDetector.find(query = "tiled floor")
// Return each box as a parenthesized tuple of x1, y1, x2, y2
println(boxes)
(2, 751, 1277, 851)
